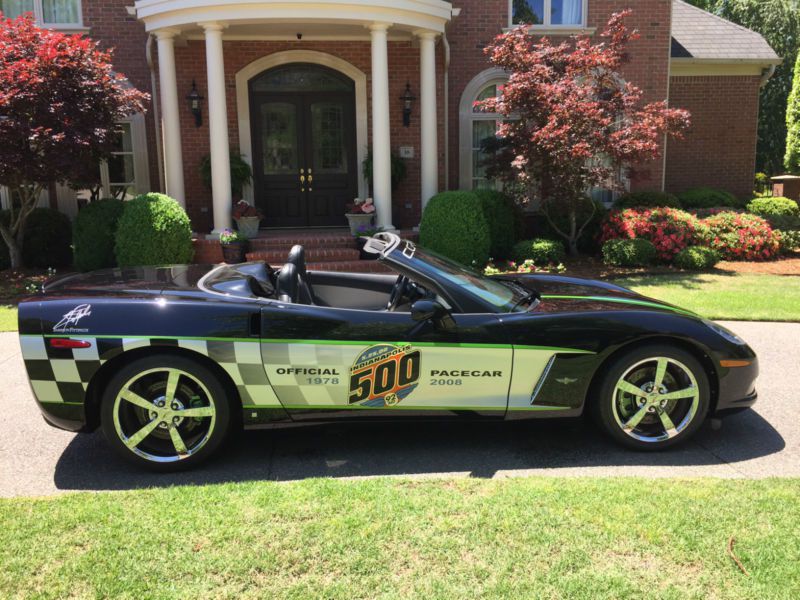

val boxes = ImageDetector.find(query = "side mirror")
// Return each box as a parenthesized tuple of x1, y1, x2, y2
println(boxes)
(411, 300, 456, 331)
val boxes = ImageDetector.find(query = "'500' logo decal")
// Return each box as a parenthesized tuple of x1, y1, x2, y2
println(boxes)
(349, 344, 421, 407)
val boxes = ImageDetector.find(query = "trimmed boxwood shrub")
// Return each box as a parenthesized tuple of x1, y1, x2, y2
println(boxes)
(674, 246, 720, 271)
(73, 199, 125, 272)
(474, 189, 519, 259)
(778, 230, 800, 253)
(600, 208, 708, 263)
(677, 187, 741, 209)
(747, 196, 799, 217)
(114, 193, 193, 267)
(419, 191, 491, 266)
(614, 191, 681, 209)
(512, 238, 566, 265)
(602, 238, 657, 267)
(0, 208, 72, 269)
(700, 211, 781, 261)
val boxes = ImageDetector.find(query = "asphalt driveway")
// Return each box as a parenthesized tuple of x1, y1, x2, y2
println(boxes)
(0, 321, 798, 498)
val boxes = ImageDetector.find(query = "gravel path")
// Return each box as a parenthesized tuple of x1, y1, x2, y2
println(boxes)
(0, 321, 797, 498)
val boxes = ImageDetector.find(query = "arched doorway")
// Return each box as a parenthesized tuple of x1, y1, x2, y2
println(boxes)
(249, 63, 358, 228)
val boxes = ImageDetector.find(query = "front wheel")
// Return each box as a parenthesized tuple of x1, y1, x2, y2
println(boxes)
(100, 354, 232, 471)
(593, 345, 710, 450)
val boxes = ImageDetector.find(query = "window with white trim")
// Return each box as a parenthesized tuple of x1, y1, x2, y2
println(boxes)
(466, 82, 507, 191)
(0, 0, 84, 29)
(511, 0, 586, 27)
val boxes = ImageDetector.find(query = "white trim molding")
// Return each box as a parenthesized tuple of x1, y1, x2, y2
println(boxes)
(458, 67, 508, 190)
(670, 58, 782, 78)
(235, 50, 370, 203)
(136, 0, 453, 34)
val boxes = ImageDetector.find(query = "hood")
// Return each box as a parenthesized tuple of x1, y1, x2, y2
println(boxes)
(40, 265, 215, 298)
(508, 274, 697, 318)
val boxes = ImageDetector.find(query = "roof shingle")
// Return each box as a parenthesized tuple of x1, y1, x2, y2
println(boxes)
(671, 0, 780, 64)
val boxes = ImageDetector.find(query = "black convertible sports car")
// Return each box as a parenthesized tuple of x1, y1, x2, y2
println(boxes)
(19, 232, 758, 470)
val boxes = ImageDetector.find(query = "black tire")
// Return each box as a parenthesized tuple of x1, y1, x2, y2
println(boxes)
(100, 354, 233, 471)
(592, 344, 711, 450)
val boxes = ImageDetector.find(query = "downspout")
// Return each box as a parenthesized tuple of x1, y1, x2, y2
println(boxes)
(760, 64, 777, 88)
(146, 33, 166, 192)
(442, 31, 451, 191)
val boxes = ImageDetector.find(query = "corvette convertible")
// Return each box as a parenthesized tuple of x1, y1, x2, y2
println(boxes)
(19, 232, 758, 470)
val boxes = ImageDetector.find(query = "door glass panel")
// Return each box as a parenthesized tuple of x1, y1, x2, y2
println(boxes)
(251, 65, 353, 93)
(311, 102, 347, 174)
(260, 102, 298, 175)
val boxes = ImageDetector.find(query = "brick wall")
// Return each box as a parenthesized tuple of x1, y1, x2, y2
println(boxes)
(82, 0, 160, 196)
(665, 75, 761, 200)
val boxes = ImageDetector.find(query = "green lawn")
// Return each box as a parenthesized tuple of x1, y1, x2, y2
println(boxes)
(615, 273, 800, 322)
(1, 478, 798, 599)
(0, 306, 16, 332)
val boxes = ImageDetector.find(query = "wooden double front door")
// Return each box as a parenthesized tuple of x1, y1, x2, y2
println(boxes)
(250, 64, 358, 228)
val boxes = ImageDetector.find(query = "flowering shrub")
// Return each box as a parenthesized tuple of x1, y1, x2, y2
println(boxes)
(600, 208, 707, 262)
(232, 200, 262, 220)
(484, 260, 566, 276)
(219, 228, 246, 245)
(346, 198, 376, 215)
(700, 212, 781, 261)
(688, 207, 745, 219)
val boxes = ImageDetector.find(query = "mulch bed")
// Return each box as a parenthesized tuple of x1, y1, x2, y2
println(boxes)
(0, 269, 55, 305)
(562, 250, 800, 280)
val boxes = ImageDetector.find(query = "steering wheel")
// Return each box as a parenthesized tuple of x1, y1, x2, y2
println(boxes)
(387, 275, 410, 311)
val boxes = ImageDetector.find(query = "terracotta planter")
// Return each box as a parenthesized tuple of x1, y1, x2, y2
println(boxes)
(221, 241, 247, 264)
(235, 216, 261, 239)
(346, 213, 375, 236)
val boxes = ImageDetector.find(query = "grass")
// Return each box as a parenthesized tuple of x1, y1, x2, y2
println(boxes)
(614, 273, 800, 322)
(1, 478, 798, 599)
(0, 305, 16, 332)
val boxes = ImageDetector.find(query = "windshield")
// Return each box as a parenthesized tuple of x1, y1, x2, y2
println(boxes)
(409, 246, 531, 312)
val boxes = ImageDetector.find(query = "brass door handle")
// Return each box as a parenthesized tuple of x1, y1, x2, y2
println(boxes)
(308, 174, 313, 183)
(300, 175, 306, 184)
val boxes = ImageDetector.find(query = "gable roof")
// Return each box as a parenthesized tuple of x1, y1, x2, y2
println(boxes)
(671, 0, 780, 64)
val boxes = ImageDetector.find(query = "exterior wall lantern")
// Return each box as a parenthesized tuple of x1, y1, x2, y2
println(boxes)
(187, 80, 204, 127)
(400, 82, 416, 127)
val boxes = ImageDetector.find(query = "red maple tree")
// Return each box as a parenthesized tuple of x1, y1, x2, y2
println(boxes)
(0, 14, 147, 269)
(481, 10, 691, 255)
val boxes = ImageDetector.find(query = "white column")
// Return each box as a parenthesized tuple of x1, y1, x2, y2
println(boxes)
(418, 30, 439, 212)
(155, 29, 185, 207)
(201, 22, 232, 234)
(370, 22, 395, 230)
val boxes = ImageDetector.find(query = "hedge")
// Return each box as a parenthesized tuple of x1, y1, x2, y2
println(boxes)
(73, 199, 125, 272)
(114, 193, 193, 267)
(747, 196, 799, 217)
(601, 239, 657, 267)
(615, 191, 682, 210)
(677, 187, 741, 209)
(0, 208, 72, 269)
(419, 192, 491, 266)
(701, 212, 781, 261)
(512, 238, 566, 265)
(674, 246, 721, 271)
(474, 189, 519, 259)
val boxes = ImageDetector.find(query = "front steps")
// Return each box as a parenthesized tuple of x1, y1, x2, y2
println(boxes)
(193, 229, 417, 273)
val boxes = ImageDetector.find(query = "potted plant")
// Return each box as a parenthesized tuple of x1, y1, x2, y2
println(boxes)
(219, 228, 248, 264)
(199, 151, 254, 202)
(345, 197, 376, 235)
(232, 200, 263, 238)
(353, 224, 384, 260)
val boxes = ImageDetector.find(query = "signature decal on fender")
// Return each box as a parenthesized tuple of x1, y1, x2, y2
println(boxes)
(53, 304, 92, 333)
(349, 344, 421, 407)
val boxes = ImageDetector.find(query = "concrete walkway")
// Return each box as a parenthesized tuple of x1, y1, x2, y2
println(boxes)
(0, 321, 798, 498)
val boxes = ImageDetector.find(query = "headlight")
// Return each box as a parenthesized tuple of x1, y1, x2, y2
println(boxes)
(704, 320, 746, 345)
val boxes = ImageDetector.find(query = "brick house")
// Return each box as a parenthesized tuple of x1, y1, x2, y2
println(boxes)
(0, 0, 780, 237)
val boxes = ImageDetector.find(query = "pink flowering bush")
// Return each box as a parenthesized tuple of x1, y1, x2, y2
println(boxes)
(700, 212, 781, 261)
(599, 208, 707, 262)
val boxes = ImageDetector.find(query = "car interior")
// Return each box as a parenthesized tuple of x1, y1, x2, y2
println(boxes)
(205, 244, 437, 312)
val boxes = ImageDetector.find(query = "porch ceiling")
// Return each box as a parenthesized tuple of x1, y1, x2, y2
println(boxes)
(135, 0, 454, 35)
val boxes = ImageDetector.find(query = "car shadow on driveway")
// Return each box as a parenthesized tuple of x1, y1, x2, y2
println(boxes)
(52, 408, 785, 491)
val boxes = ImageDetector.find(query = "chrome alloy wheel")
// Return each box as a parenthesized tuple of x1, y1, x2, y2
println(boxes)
(112, 368, 217, 463)
(611, 357, 700, 443)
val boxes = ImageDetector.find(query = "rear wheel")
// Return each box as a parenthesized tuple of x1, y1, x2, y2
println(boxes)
(100, 354, 232, 471)
(593, 345, 710, 450)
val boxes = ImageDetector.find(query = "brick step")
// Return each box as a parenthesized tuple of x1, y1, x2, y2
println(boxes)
(306, 260, 392, 273)
(248, 235, 356, 250)
(246, 247, 360, 263)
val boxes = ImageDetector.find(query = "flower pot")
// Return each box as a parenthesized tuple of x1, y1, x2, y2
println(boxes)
(235, 216, 261, 239)
(221, 241, 247, 264)
(346, 213, 375, 236)
(356, 237, 378, 260)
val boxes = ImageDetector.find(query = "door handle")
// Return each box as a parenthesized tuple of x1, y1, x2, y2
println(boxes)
(300, 174, 306, 184)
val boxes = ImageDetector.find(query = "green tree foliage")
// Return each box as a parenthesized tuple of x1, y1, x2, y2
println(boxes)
(685, 0, 800, 174)
(786, 51, 800, 172)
